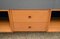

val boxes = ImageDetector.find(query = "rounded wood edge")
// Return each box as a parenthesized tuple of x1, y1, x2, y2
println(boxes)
(0, 10, 8, 11)
(8, 10, 14, 32)
(52, 9, 60, 11)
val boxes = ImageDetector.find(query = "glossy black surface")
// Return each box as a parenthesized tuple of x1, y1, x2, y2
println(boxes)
(0, 11, 9, 21)
(51, 11, 60, 20)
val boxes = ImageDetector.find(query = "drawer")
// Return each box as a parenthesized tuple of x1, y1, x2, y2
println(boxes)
(11, 10, 50, 22)
(13, 22, 48, 31)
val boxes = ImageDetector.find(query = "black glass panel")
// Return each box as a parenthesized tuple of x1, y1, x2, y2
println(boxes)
(51, 11, 60, 20)
(0, 11, 9, 21)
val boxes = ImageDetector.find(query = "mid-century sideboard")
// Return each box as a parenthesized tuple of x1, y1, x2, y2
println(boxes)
(0, 9, 60, 32)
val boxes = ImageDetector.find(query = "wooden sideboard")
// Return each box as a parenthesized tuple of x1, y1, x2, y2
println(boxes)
(0, 9, 60, 32)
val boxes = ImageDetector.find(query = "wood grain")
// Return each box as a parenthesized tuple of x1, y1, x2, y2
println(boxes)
(11, 9, 50, 32)
(0, 21, 12, 32)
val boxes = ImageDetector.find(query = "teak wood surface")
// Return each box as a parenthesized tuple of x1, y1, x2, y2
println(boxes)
(9, 9, 50, 32)
(0, 9, 60, 32)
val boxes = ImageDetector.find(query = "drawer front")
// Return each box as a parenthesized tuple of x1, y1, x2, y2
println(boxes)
(13, 22, 48, 31)
(11, 10, 50, 22)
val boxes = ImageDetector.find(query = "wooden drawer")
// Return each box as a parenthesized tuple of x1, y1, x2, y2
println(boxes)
(9, 9, 50, 32)
(11, 10, 50, 22)
(13, 22, 48, 31)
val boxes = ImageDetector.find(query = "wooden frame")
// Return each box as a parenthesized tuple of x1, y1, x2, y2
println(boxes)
(48, 9, 60, 32)
(0, 10, 12, 32)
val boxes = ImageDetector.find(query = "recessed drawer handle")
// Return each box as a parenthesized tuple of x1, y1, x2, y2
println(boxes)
(28, 26, 31, 28)
(28, 16, 31, 19)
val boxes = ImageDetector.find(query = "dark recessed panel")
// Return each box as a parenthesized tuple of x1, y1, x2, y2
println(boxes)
(51, 11, 60, 20)
(0, 11, 9, 21)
